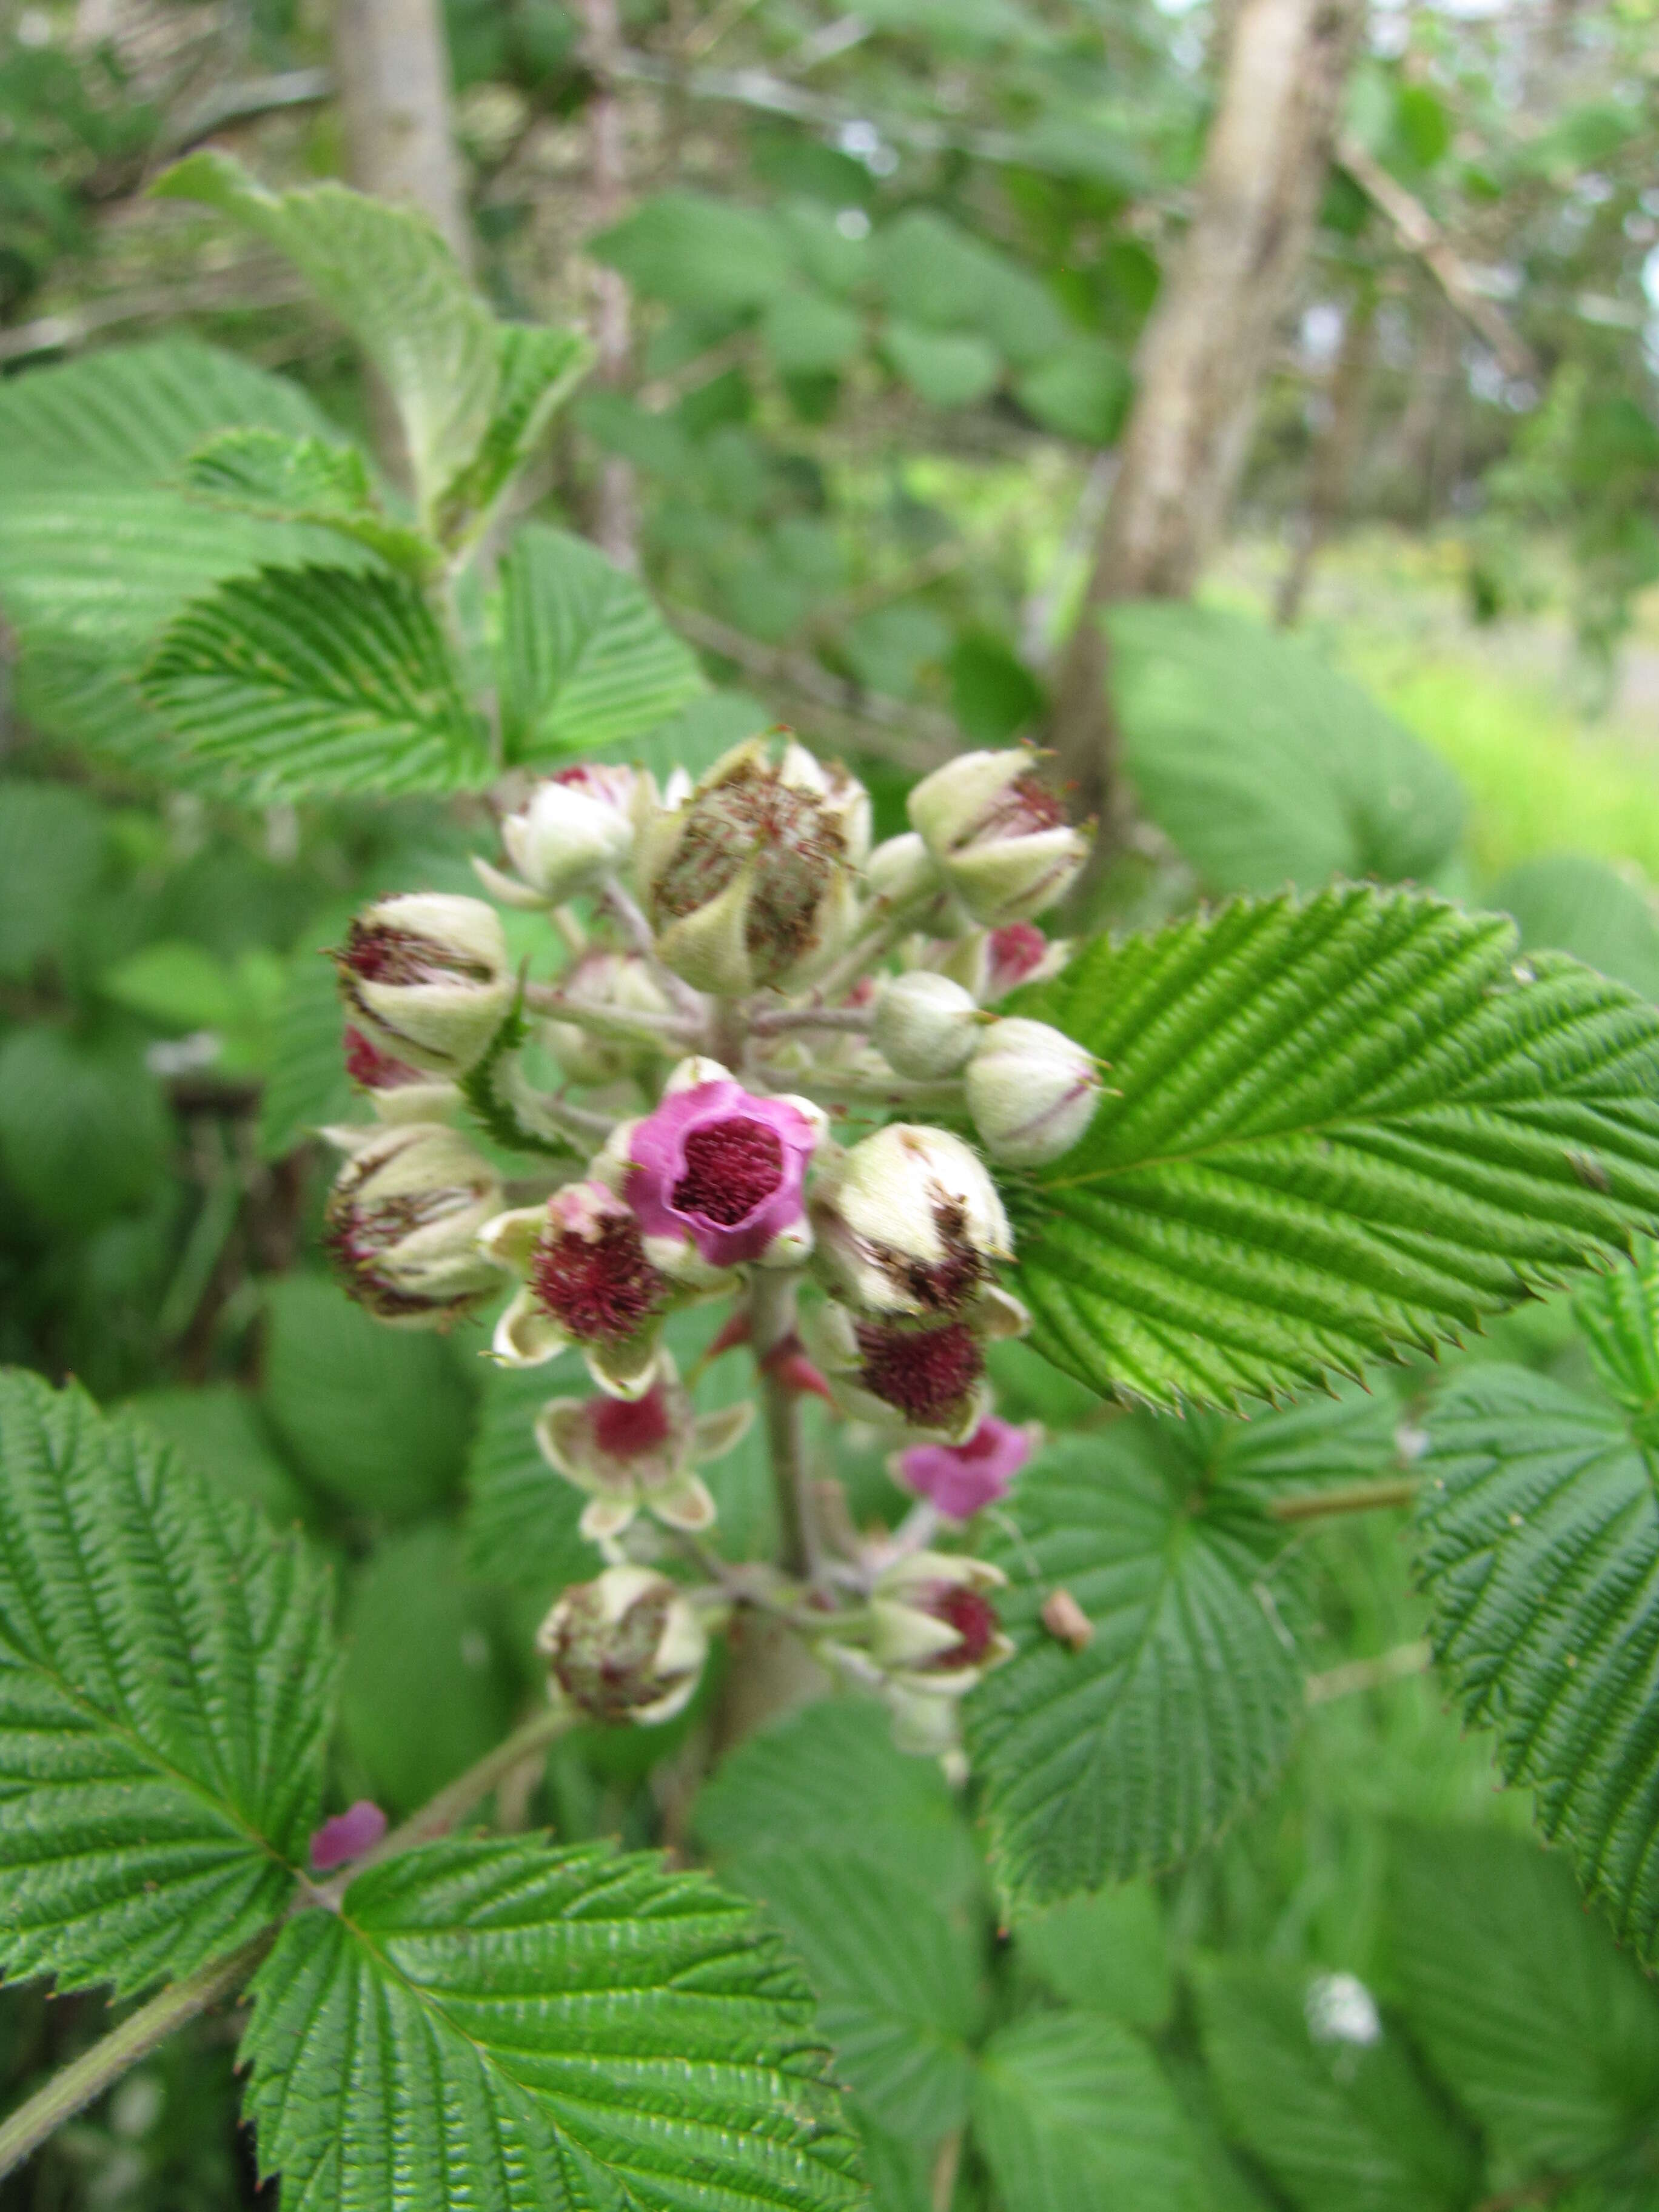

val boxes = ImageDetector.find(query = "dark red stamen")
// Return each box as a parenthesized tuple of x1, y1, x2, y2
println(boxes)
(922, 1584, 1000, 1672)
(338, 919, 488, 985)
(592, 1387, 672, 1456)
(532, 1216, 665, 1342)
(344, 1027, 423, 1088)
(979, 776, 1067, 842)
(672, 1120, 784, 1227)
(855, 1319, 982, 1426)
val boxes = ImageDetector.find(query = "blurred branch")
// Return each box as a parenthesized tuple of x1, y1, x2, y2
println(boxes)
(164, 65, 332, 153)
(0, 275, 307, 364)
(1305, 1638, 1432, 1704)
(1338, 136, 1537, 380)
(581, 0, 641, 570)
(1269, 1476, 1418, 1521)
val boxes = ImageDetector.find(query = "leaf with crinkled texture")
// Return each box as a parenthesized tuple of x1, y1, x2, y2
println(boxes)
(1414, 1361, 1659, 1963)
(142, 565, 488, 801)
(1012, 886, 1659, 1413)
(0, 1370, 333, 1996)
(1574, 1235, 1659, 1427)
(155, 152, 499, 516)
(964, 1431, 1303, 1906)
(500, 523, 703, 763)
(241, 1837, 866, 2212)
(182, 427, 438, 577)
(435, 323, 592, 533)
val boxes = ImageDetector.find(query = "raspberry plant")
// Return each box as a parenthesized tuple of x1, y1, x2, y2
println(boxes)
(8, 161, 1659, 2210)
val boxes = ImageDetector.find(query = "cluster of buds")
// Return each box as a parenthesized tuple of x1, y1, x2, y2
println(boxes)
(318, 737, 1096, 1746)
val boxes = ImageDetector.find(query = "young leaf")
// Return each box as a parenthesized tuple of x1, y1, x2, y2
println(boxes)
(1013, 885, 1659, 1413)
(1105, 603, 1466, 894)
(971, 2011, 1203, 2212)
(182, 427, 439, 577)
(964, 1431, 1304, 1904)
(0, 1370, 334, 1996)
(435, 322, 593, 535)
(1574, 1234, 1659, 1426)
(1390, 1825, 1659, 2177)
(153, 152, 499, 518)
(241, 1838, 866, 2211)
(1193, 1959, 1478, 2212)
(142, 565, 489, 802)
(1413, 1361, 1659, 1963)
(499, 523, 703, 762)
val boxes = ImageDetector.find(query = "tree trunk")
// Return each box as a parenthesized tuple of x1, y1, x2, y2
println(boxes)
(580, 0, 640, 570)
(1275, 283, 1377, 627)
(1048, 0, 1362, 841)
(332, 0, 471, 267)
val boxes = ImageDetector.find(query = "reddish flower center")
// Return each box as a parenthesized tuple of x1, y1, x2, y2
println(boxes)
(592, 1386, 673, 1457)
(979, 775, 1067, 842)
(672, 1119, 785, 1227)
(338, 920, 488, 985)
(344, 1027, 424, 1088)
(855, 1319, 983, 1426)
(951, 1420, 1004, 1464)
(532, 1216, 666, 1341)
(989, 921, 1047, 987)
(922, 1584, 1001, 1672)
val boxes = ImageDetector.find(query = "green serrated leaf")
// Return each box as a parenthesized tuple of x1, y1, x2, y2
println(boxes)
(241, 1837, 866, 2211)
(141, 564, 489, 802)
(1194, 1958, 1477, 2212)
(971, 2011, 1202, 2212)
(1494, 853, 1659, 1005)
(154, 152, 498, 518)
(435, 321, 592, 538)
(182, 427, 439, 577)
(1414, 1361, 1659, 1962)
(1013, 885, 1659, 1413)
(1106, 603, 1466, 894)
(964, 1430, 1303, 1903)
(1390, 1825, 1659, 2179)
(0, 1370, 333, 1996)
(499, 523, 703, 762)
(1574, 1235, 1659, 1422)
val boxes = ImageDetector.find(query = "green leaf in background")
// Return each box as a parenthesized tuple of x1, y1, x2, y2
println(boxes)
(1575, 1234, 1659, 1423)
(0, 779, 107, 979)
(965, 1431, 1302, 1903)
(1390, 1825, 1659, 2179)
(0, 1370, 333, 1994)
(241, 1838, 866, 2211)
(1105, 603, 1466, 893)
(1414, 1359, 1659, 1963)
(154, 152, 500, 518)
(1014, 886, 1659, 1412)
(181, 426, 438, 577)
(500, 523, 705, 762)
(1493, 852, 1659, 1004)
(870, 210, 1067, 364)
(882, 322, 1002, 408)
(142, 565, 489, 802)
(339, 1524, 517, 1816)
(464, 1356, 601, 1601)
(99, 939, 285, 1074)
(258, 902, 355, 1161)
(1012, 1881, 1173, 2029)
(620, 689, 773, 785)
(763, 287, 864, 376)
(1194, 1959, 1477, 2212)
(124, 1383, 313, 1531)
(1015, 337, 1133, 444)
(591, 190, 794, 311)
(971, 2011, 1202, 2212)
(259, 1273, 476, 1518)
(0, 1027, 170, 1232)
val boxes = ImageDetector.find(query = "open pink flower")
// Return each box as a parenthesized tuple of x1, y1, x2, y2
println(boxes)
(627, 1074, 822, 1270)
(894, 1415, 1033, 1518)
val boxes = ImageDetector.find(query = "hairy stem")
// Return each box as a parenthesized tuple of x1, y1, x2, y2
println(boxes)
(523, 983, 699, 1045)
(352, 1704, 574, 1878)
(750, 1269, 809, 1577)
(1269, 1476, 1418, 1523)
(0, 1931, 278, 2183)
(597, 876, 706, 1025)
(751, 1004, 874, 1036)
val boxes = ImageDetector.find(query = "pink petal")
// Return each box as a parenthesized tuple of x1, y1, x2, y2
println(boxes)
(310, 1800, 388, 1871)
(897, 1416, 1032, 1518)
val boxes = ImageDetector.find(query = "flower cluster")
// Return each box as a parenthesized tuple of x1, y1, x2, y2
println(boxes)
(320, 738, 1096, 1751)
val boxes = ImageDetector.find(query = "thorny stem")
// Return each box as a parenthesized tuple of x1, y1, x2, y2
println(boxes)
(750, 1269, 811, 1578)
(1269, 1476, 1418, 1523)
(0, 1931, 278, 2183)
(751, 1003, 875, 1036)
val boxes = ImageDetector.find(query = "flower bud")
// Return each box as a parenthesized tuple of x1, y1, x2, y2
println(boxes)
(965, 1018, 1101, 1167)
(803, 1295, 1027, 1441)
(343, 1026, 461, 1124)
(870, 1550, 1012, 1687)
(480, 1181, 671, 1396)
(872, 972, 981, 1081)
(323, 1123, 504, 1327)
(539, 950, 677, 1085)
(534, 1352, 751, 1543)
(537, 1566, 708, 1725)
(907, 749, 1088, 925)
(333, 894, 512, 1076)
(811, 1123, 1011, 1318)
(893, 1415, 1035, 1520)
(941, 921, 1073, 1004)
(864, 831, 941, 913)
(624, 1065, 825, 1276)
(638, 737, 865, 994)
(489, 764, 641, 907)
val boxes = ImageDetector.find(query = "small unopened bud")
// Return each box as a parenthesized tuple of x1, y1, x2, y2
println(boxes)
(323, 1123, 504, 1326)
(333, 894, 512, 1075)
(982, 921, 1071, 1002)
(872, 972, 980, 1080)
(344, 1026, 461, 1124)
(537, 1566, 708, 1725)
(907, 748, 1089, 925)
(865, 831, 941, 912)
(638, 737, 865, 994)
(811, 1123, 1010, 1318)
(1041, 1588, 1094, 1652)
(965, 1018, 1101, 1167)
(870, 1550, 1012, 1689)
(490, 764, 641, 905)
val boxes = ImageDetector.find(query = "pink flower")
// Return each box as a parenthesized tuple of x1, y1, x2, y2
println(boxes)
(895, 1415, 1033, 1519)
(310, 1799, 387, 1871)
(627, 1078, 822, 1269)
(987, 923, 1049, 997)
